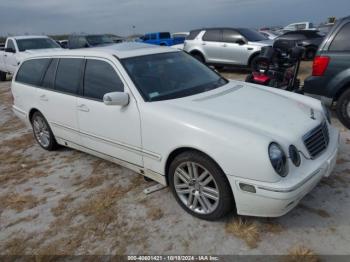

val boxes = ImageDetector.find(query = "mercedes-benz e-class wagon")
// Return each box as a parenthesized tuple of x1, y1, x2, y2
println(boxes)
(11, 43, 339, 220)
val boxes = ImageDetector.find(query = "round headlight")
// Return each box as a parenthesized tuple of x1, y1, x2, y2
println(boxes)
(289, 145, 301, 167)
(268, 142, 288, 177)
(321, 103, 331, 124)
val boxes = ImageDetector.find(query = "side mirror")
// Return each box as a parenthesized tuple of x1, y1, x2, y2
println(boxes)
(236, 39, 246, 45)
(103, 92, 129, 106)
(5, 47, 15, 53)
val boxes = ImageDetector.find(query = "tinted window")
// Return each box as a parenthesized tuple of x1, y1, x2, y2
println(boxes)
(55, 58, 84, 94)
(7, 39, 16, 51)
(237, 28, 266, 41)
(159, 32, 171, 39)
(84, 60, 124, 100)
(223, 29, 241, 43)
(41, 59, 58, 89)
(17, 38, 60, 51)
(150, 34, 157, 40)
(143, 35, 150, 41)
(186, 30, 201, 40)
(329, 23, 350, 51)
(122, 52, 227, 102)
(202, 29, 222, 42)
(86, 35, 113, 46)
(16, 59, 50, 86)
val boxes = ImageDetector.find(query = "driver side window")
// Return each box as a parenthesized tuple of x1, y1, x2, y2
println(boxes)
(83, 59, 124, 101)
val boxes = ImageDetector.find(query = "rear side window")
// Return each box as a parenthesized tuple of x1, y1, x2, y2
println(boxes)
(159, 32, 170, 39)
(41, 59, 58, 89)
(83, 59, 124, 100)
(202, 29, 222, 42)
(186, 30, 201, 40)
(16, 59, 50, 86)
(55, 58, 84, 94)
(329, 23, 350, 51)
(223, 29, 241, 43)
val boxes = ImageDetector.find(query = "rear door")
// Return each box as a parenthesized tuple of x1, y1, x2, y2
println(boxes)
(77, 58, 143, 166)
(4, 39, 18, 73)
(201, 29, 223, 63)
(221, 29, 250, 65)
(37, 57, 83, 143)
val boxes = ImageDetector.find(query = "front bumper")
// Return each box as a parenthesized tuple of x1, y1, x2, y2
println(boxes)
(228, 127, 339, 217)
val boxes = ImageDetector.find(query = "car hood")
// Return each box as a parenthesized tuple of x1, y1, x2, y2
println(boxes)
(160, 81, 323, 143)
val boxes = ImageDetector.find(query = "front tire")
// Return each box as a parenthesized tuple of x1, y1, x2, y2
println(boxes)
(336, 88, 350, 129)
(168, 151, 234, 220)
(31, 111, 57, 151)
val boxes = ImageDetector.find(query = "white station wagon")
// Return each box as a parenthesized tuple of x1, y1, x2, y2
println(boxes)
(11, 43, 339, 220)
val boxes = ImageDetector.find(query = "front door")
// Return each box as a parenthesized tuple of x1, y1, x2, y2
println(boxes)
(77, 58, 143, 166)
(201, 29, 224, 63)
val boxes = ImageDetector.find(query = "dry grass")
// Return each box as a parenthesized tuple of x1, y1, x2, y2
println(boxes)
(0, 193, 41, 212)
(51, 195, 76, 217)
(225, 217, 261, 248)
(147, 207, 164, 221)
(285, 245, 319, 262)
(5, 214, 39, 228)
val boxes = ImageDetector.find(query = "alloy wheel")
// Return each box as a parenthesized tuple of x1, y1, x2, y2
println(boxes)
(32, 115, 51, 148)
(174, 161, 220, 214)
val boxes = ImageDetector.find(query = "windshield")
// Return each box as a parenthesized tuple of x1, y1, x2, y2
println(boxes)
(86, 35, 114, 46)
(122, 52, 228, 102)
(237, 28, 267, 41)
(17, 38, 60, 51)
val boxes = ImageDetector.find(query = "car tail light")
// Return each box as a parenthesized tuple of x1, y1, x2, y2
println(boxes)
(312, 56, 330, 76)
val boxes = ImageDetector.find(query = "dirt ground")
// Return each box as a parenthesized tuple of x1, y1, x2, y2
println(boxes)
(1, 64, 350, 257)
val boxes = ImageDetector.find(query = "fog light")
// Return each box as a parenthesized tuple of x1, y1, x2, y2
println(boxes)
(239, 183, 256, 193)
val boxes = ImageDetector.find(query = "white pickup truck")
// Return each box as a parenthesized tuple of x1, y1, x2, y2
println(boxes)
(0, 35, 61, 80)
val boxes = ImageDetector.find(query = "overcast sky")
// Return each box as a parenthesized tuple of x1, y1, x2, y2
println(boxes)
(0, 0, 349, 36)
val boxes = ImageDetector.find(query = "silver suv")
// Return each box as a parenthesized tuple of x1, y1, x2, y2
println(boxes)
(183, 28, 272, 69)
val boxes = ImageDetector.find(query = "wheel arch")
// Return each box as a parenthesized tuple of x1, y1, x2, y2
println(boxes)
(248, 51, 261, 67)
(28, 107, 40, 122)
(189, 49, 205, 60)
(164, 147, 235, 195)
(334, 81, 350, 101)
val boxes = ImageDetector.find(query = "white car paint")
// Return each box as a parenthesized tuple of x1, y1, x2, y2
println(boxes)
(11, 43, 339, 218)
(0, 36, 62, 75)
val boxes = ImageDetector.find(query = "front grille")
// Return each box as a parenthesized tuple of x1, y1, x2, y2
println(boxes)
(303, 122, 329, 159)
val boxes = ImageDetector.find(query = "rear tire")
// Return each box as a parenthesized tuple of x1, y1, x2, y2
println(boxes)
(0, 71, 6, 81)
(31, 111, 58, 151)
(168, 151, 234, 220)
(336, 88, 350, 129)
(191, 52, 205, 63)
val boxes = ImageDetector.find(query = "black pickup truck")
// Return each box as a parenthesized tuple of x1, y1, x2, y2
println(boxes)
(304, 16, 350, 128)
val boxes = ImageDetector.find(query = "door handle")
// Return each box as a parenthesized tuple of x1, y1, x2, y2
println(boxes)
(202, 42, 206, 46)
(77, 104, 90, 112)
(39, 94, 48, 101)
(222, 44, 227, 47)
(4, 54, 7, 57)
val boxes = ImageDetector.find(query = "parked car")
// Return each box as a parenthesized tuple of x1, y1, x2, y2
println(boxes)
(259, 30, 278, 40)
(172, 32, 189, 43)
(0, 43, 5, 50)
(139, 32, 185, 46)
(11, 43, 339, 220)
(57, 40, 68, 49)
(283, 22, 316, 32)
(304, 16, 350, 129)
(0, 36, 62, 79)
(67, 34, 114, 49)
(275, 30, 324, 60)
(183, 28, 272, 69)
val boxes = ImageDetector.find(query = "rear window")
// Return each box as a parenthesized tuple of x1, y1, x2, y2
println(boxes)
(159, 32, 171, 39)
(329, 22, 350, 51)
(17, 38, 60, 51)
(186, 30, 201, 40)
(16, 58, 50, 86)
(202, 29, 222, 42)
(55, 58, 84, 95)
